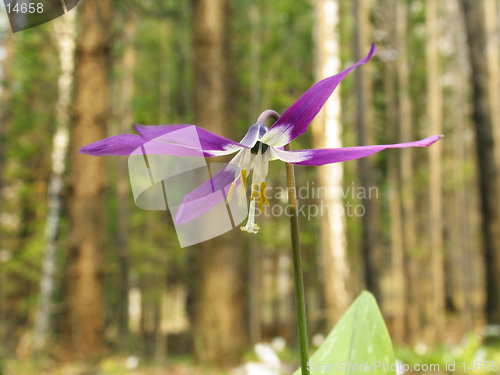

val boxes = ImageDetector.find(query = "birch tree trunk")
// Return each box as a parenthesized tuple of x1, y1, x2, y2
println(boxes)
(192, 0, 247, 365)
(460, 0, 500, 325)
(396, 1, 421, 344)
(33, 11, 76, 352)
(313, 0, 350, 327)
(64, 0, 114, 355)
(353, 0, 381, 302)
(425, 0, 445, 346)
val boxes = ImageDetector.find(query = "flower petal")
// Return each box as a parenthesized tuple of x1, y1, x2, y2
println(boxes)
(79, 134, 146, 156)
(238, 123, 262, 147)
(134, 124, 254, 151)
(174, 161, 241, 225)
(270, 135, 443, 166)
(80, 125, 246, 157)
(261, 43, 376, 147)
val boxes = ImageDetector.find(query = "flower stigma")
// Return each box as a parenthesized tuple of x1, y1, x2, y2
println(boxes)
(224, 110, 279, 233)
(240, 143, 270, 233)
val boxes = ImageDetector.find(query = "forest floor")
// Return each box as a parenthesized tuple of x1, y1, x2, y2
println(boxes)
(3, 357, 233, 375)
(5, 339, 500, 375)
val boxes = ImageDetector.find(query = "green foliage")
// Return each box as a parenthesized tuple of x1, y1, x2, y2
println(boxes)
(397, 332, 500, 375)
(293, 291, 396, 375)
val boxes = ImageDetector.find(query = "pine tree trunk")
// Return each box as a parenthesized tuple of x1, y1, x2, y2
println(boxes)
(313, 0, 351, 327)
(192, 0, 247, 365)
(460, 0, 500, 325)
(396, 1, 421, 344)
(158, 20, 171, 123)
(140, 254, 163, 360)
(425, 0, 445, 345)
(452, 44, 474, 335)
(442, 0, 474, 338)
(33, 11, 76, 352)
(64, 0, 114, 356)
(140, 271, 155, 358)
(452, 0, 474, 331)
(353, 0, 381, 302)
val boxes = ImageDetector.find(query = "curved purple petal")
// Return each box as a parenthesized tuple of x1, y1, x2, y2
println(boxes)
(238, 123, 262, 147)
(175, 162, 241, 225)
(132, 124, 193, 139)
(134, 124, 254, 151)
(271, 135, 443, 166)
(80, 125, 247, 157)
(79, 134, 146, 156)
(261, 43, 376, 147)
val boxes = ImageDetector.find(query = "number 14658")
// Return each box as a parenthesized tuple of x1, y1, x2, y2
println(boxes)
(6, 3, 44, 13)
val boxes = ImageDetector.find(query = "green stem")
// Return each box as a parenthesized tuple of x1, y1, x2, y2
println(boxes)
(285, 142, 310, 375)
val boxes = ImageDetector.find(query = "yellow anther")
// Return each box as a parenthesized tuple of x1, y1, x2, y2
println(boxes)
(239, 170, 248, 204)
(250, 182, 258, 201)
(226, 182, 236, 204)
(257, 196, 263, 213)
(241, 169, 247, 189)
(260, 182, 269, 206)
(249, 182, 266, 213)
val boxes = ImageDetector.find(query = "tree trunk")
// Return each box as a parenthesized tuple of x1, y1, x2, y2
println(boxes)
(116, 13, 136, 344)
(353, 0, 381, 302)
(313, 0, 351, 328)
(484, 0, 500, 173)
(158, 19, 171, 123)
(192, 0, 247, 366)
(384, 0, 405, 344)
(460, 0, 500, 325)
(140, 258, 162, 359)
(449, 0, 474, 332)
(425, 0, 445, 346)
(248, 235, 262, 345)
(33, 11, 76, 352)
(64, 0, 114, 356)
(396, 1, 421, 345)
(440, 0, 472, 339)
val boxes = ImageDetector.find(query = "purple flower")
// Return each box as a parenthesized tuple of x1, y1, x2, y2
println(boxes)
(80, 43, 442, 233)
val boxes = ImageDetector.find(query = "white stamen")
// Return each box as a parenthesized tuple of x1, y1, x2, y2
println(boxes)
(240, 143, 271, 233)
(241, 199, 259, 233)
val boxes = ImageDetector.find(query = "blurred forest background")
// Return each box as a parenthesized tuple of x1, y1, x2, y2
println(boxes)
(1, 0, 500, 374)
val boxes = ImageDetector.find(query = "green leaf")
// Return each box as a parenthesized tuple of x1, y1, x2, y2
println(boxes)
(294, 291, 396, 374)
